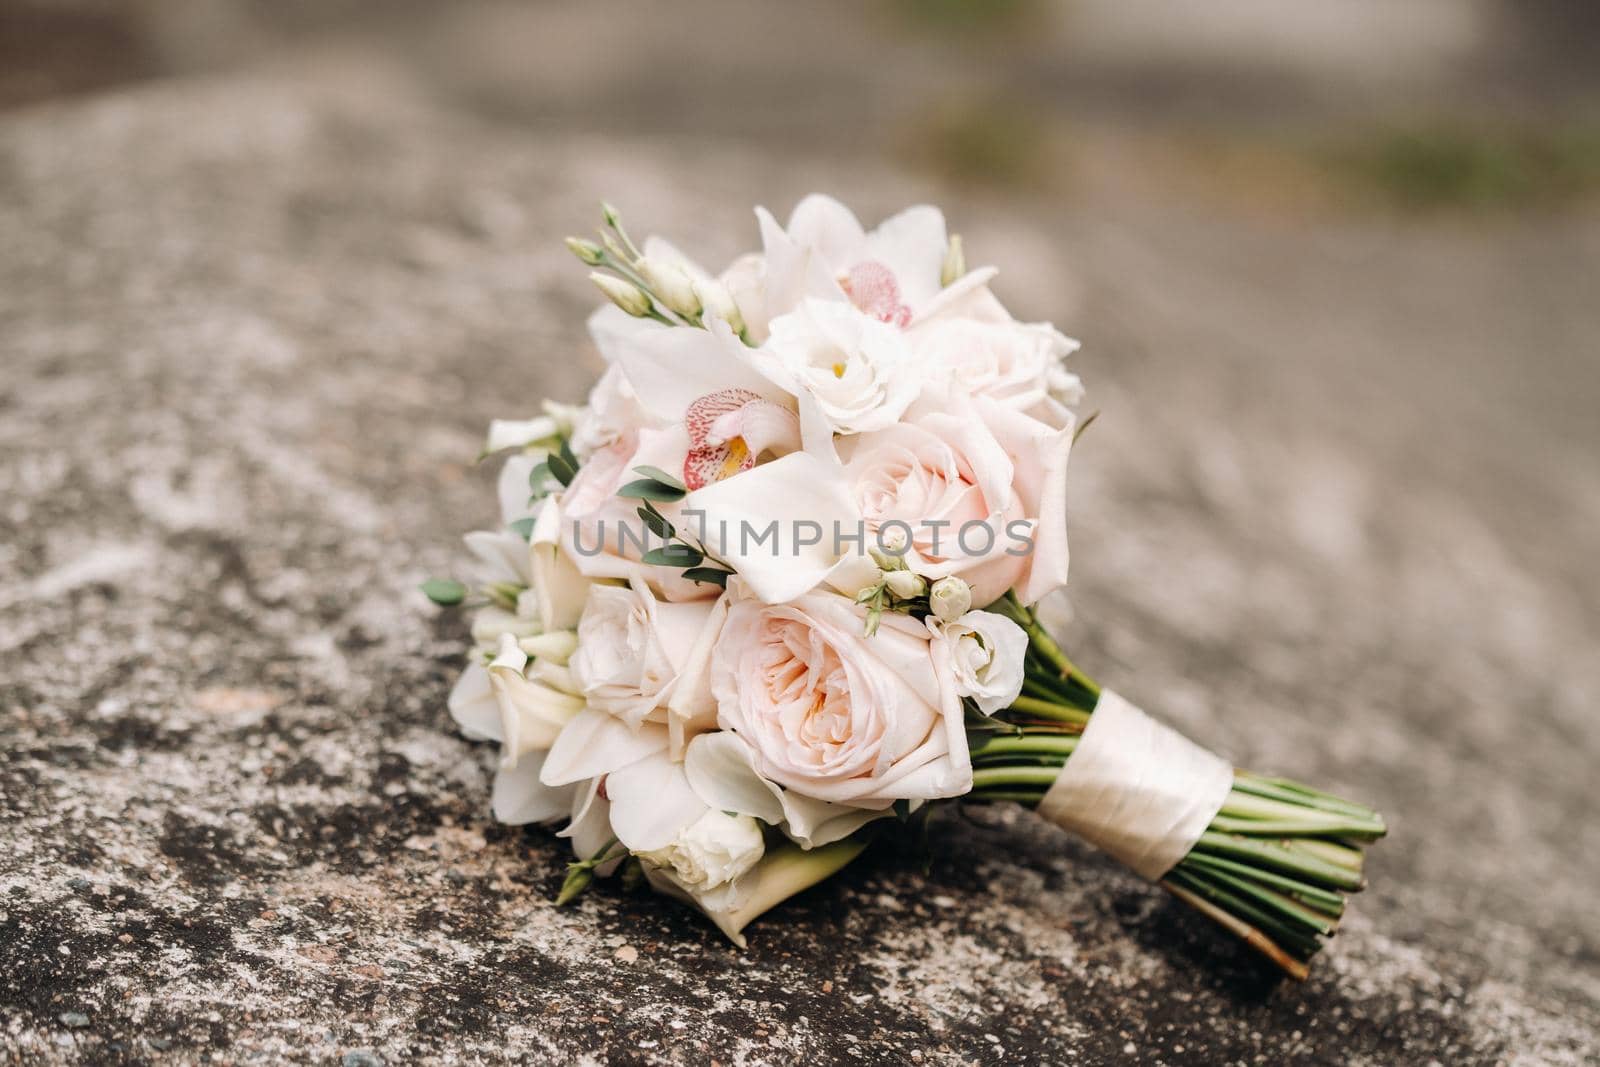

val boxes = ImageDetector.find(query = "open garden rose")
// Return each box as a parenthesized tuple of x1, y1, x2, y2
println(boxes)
(840, 403, 1030, 606)
(708, 588, 970, 807)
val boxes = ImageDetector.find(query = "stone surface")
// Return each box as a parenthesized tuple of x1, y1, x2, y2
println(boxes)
(2, 58, 1599, 1066)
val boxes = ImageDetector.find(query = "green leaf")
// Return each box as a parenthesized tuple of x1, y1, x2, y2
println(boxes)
(617, 478, 686, 502)
(527, 459, 552, 490)
(420, 578, 467, 606)
(642, 546, 703, 567)
(681, 567, 730, 588)
(558, 438, 579, 472)
(636, 505, 674, 540)
(632, 465, 687, 492)
(508, 516, 537, 541)
(1073, 410, 1099, 443)
(547, 451, 577, 487)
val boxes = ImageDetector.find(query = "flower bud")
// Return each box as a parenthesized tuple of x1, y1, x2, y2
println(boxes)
(565, 236, 605, 266)
(884, 569, 926, 600)
(941, 234, 965, 287)
(638, 256, 702, 319)
(590, 272, 652, 317)
(876, 524, 910, 555)
(694, 278, 746, 335)
(929, 576, 972, 622)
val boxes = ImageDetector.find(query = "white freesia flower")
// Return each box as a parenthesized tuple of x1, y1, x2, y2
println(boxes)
(638, 809, 765, 891)
(568, 580, 722, 731)
(760, 300, 917, 436)
(529, 496, 590, 632)
(446, 636, 583, 827)
(928, 610, 1028, 714)
(486, 634, 583, 764)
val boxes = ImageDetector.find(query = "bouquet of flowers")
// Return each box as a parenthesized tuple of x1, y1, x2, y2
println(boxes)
(425, 196, 1385, 979)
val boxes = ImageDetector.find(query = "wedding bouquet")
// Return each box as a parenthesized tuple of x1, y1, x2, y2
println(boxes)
(425, 196, 1385, 979)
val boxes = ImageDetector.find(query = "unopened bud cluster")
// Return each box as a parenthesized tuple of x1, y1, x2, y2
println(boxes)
(566, 204, 745, 337)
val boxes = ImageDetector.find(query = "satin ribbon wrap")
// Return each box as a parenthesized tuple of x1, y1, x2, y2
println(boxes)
(1036, 690, 1234, 881)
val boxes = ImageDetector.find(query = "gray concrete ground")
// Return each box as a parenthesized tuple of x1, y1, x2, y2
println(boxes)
(2, 10, 1599, 1065)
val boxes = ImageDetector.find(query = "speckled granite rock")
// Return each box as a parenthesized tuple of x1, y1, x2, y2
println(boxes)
(2, 66, 1598, 1065)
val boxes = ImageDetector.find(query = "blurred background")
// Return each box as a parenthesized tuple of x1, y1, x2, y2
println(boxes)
(4, 2, 1598, 1060)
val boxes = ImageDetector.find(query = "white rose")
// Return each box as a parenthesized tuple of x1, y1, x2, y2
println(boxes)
(840, 406, 1027, 606)
(709, 590, 970, 808)
(911, 315, 1079, 411)
(928, 577, 972, 623)
(568, 580, 721, 731)
(638, 809, 765, 891)
(928, 610, 1028, 714)
(761, 299, 918, 436)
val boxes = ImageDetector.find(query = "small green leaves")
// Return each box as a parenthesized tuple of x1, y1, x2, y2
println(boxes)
(545, 439, 581, 488)
(420, 578, 467, 606)
(681, 567, 731, 588)
(641, 546, 703, 567)
(547, 452, 577, 487)
(617, 479, 686, 502)
(508, 516, 537, 541)
(636, 504, 674, 540)
(633, 465, 687, 492)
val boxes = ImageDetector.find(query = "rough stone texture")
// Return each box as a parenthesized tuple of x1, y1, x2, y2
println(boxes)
(2, 61, 1598, 1066)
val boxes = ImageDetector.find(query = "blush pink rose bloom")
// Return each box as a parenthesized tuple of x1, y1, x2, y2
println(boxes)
(839, 391, 1072, 607)
(709, 589, 971, 808)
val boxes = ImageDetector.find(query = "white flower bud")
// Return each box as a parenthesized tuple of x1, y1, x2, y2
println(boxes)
(941, 234, 965, 287)
(693, 278, 746, 335)
(929, 576, 972, 622)
(883, 569, 926, 600)
(876, 524, 909, 555)
(639, 810, 765, 891)
(590, 272, 652, 317)
(565, 236, 604, 266)
(638, 256, 702, 319)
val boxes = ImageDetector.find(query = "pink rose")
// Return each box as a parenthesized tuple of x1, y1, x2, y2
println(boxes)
(709, 589, 970, 808)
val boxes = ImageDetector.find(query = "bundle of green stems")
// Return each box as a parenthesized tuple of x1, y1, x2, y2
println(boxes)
(971, 596, 1386, 980)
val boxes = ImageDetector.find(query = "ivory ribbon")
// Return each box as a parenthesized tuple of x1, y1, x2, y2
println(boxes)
(1036, 689, 1234, 881)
